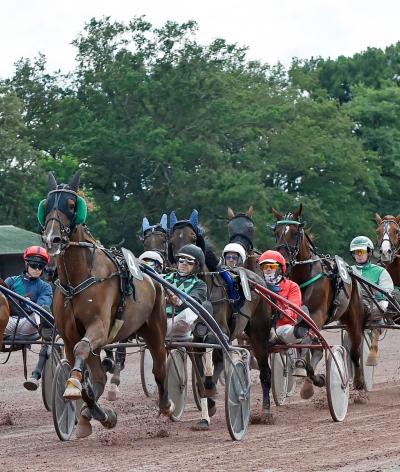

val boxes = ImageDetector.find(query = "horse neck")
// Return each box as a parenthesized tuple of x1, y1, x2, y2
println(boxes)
(387, 258, 400, 287)
(290, 234, 321, 285)
(57, 225, 96, 286)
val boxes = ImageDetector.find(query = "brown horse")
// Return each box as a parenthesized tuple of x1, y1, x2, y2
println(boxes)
(169, 216, 275, 420)
(375, 213, 400, 286)
(0, 281, 10, 351)
(41, 172, 173, 438)
(271, 204, 365, 397)
(142, 215, 169, 260)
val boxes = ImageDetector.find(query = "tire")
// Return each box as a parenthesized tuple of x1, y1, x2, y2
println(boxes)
(140, 347, 158, 398)
(225, 357, 251, 441)
(167, 349, 187, 422)
(52, 359, 79, 441)
(42, 346, 61, 411)
(326, 346, 349, 422)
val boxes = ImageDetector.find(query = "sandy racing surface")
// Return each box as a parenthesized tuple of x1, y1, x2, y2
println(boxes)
(2, 330, 400, 472)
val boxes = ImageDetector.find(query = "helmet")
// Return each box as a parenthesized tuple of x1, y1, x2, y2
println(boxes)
(223, 243, 247, 264)
(139, 251, 164, 266)
(23, 246, 50, 265)
(177, 244, 205, 268)
(349, 236, 374, 253)
(258, 250, 286, 273)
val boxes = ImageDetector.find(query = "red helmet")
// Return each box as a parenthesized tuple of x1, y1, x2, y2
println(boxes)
(258, 250, 286, 272)
(23, 246, 50, 265)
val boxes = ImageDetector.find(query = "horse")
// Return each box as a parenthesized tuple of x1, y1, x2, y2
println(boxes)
(0, 281, 10, 351)
(169, 211, 275, 421)
(375, 213, 400, 286)
(103, 213, 169, 401)
(142, 214, 169, 260)
(40, 171, 174, 438)
(271, 204, 365, 398)
(227, 206, 262, 274)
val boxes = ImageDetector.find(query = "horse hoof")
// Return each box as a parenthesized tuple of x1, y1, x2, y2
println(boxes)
(300, 378, 314, 400)
(101, 408, 117, 429)
(63, 378, 82, 400)
(107, 384, 119, 401)
(314, 374, 326, 388)
(191, 419, 210, 431)
(161, 400, 175, 418)
(76, 416, 92, 438)
(366, 354, 379, 366)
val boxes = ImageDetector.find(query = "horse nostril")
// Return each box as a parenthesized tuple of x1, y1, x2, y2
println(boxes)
(52, 236, 62, 245)
(379, 249, 383, 253)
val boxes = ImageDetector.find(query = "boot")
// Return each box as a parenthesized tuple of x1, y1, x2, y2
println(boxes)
(23, 375, 40, 391)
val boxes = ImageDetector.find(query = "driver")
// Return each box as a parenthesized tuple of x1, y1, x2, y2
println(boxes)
(4, 246, 53, 391)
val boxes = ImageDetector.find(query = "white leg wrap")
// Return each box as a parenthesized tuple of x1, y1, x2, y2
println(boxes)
(205, 348, 214, 377)
(201, 397, 210, 424)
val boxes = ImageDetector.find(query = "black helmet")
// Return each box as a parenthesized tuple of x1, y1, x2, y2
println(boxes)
(176, 244, 205, 268)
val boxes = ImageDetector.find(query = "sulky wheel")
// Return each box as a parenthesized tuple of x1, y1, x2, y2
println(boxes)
(52, 359, 79, 441)
(167, 348, 188, 422)
(271, 352, 288, 406)
(326, 345, 349, 422)
(360, 330, 375, 392)
(140, 347, 158, 398)
(41, 346, 62, 411)
(225, 356, 251, 441)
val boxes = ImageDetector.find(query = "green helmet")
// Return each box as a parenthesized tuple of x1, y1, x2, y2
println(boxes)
(349, 236, 374, 253)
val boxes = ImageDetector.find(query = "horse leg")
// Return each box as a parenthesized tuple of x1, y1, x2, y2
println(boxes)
(343, 310, 363, 390)
(107, 347, 126, 401)
(252, 340, 272, 421)
(77, 352, 117, 438)
(366, 330, 380, 366)
(139, 323, 174, 417)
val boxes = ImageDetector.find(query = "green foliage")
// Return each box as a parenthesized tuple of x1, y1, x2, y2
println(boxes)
(1, 16, 398, 258)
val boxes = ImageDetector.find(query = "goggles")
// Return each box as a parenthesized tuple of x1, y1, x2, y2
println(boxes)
(352, 249, 368, 256)
(178, 257, 196, 265)
(143, 259, 158, 268)
(260, 262, 280, 271)
(28, 262, 45, 270)
(225, 254, 239, 261)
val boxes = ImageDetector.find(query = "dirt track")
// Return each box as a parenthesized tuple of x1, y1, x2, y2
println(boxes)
(2, 330, 400, 472)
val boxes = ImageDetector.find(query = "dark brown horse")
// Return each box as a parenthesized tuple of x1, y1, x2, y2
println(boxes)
(0, 281, 10, 351)
(170, 215, 275, 420)
(142, 215, 169, 260)
(41, 172, 174, 438)
(271, 204, 365, 397)
(375, 213, 400, 286)
(227, 206, 261, 273)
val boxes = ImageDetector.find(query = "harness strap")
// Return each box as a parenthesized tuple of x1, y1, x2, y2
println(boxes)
(299, 272, 326, 289)
(54, 272, 119, 299)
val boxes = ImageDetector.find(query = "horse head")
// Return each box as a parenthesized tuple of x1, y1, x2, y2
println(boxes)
(142, 214, 168, 256)
(40, 171, 87, 256)
(227, 206, 254, 253)
(375, 213, 400, 264)
(271, 204, 307, 267)
(168, 210, 204, 262)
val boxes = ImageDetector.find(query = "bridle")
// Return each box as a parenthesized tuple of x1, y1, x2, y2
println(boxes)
(377, 219, 400, 263)
(141, 226, 169, 260)
(273, 218, 305, 270)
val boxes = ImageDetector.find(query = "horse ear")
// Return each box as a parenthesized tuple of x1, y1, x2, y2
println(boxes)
(271, 207, 282, 220)
(396, 215, 400, 224)
(293, 203, 303, 220)
(142, 217, 150, 232)
(160, 214, 168, 231)
(69, 172, 80, 192)
(227, 208, 235, 220)
(170, 211, 177, 230)
(246, 206, 254, 218)
(375, 213, 383, 225)
(48, 172, 57, 191)
(190, 209, 199, 228)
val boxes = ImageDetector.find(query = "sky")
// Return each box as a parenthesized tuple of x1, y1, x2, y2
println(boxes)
(1, 0, 400, 79)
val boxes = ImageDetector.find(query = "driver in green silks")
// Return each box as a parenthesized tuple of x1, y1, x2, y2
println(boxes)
(163, 244, 207, 338)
